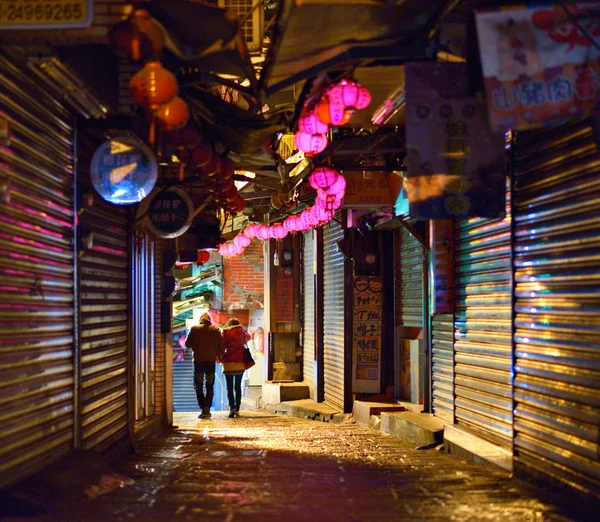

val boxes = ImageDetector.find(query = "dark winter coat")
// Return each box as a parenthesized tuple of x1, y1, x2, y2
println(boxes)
(221, 324, 251, 374)
(185, 322, 223, 363)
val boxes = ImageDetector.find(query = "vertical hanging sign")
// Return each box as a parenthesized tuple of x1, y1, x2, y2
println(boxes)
(352, 276, 382, 393)
(404, 62, 506, 220)
(275, 274, 294, 322)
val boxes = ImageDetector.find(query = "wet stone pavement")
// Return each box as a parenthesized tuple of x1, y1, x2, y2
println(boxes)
(2, 411, 597, 522)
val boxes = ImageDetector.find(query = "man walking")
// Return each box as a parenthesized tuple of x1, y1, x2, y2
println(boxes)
(185, 312, 223, 419)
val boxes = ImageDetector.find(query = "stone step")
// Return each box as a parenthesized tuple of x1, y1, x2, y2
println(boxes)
(443, 424, 513, 471)
(353, 401, 406, 427)
(261, 382, 310, 404)
(381, 411, 445, 446)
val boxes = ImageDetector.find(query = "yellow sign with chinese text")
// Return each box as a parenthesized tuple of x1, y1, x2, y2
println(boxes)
(0, 0, 92, 29)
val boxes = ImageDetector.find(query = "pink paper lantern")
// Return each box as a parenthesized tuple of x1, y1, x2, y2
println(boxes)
(234, 234, 251, 248)
(328, 79, 371, 111)
(317, 188, 344, 202)
(218, 244, 228, 256)
(298, 110, 329, 135)
(310, 205, 322, 225)
(244, 223, 259, 239)
(324, 174, 346, 196)
(256, 225, 271, 241)
(316, 194, 343, 211)
(308, 167, 340, 190)
(271, 223, 288, 240)
(294, 130, 328, 155)
(316, 206, 335, 223)
(283, 216, 296, 232)
(233, 243, 244, 256)
(300, 209, 313, 231)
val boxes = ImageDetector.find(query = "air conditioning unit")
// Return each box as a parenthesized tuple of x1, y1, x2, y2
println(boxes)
(218, 0, 263, 53)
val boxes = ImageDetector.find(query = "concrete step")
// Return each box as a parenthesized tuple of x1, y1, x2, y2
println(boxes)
(265, 399, 343, 422)
(261, 382, 310, 404)
(353, 401, 406, 427)
(443, 424, 513, 471)
(381, 411, 445, 446)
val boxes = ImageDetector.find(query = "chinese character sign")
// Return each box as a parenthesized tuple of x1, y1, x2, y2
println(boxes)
(343, 171, 394, 207)
(352, 276, 382, 393)
(476, 3, 600, 131)
(404, 62, 506, 220)
(276, 275, 294, 322)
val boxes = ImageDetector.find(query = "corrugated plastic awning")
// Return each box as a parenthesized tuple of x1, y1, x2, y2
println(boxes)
(260, 0, 454, 96)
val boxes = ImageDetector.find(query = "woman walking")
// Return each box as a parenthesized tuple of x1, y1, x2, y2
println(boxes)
(221, 318, 251, 418)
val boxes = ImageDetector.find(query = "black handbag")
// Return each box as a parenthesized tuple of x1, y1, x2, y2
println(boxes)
(243, 346, 255, 369)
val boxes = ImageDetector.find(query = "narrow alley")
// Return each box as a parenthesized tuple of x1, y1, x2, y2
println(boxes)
(2, 411, 595, 522)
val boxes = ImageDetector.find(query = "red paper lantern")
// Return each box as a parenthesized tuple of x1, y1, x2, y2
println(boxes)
(316, 96, 352, 126)
(224, 185, 238, 202)
(294, 131, 328, 155)
(157, 96, 189, 132)
(201, 153, 221, 177)
(129, 61, 178, 110)
(218, 176, 234, 192)
(232, 196, 245, 213)
(220, 158, 235, 179)
(328, 79, 372, 111)
(196, 250, 211, 264)
(308, 167, 340, 190)
(110, 9, 164, 62)
(298, 110, 329, 135)
(192, 141, 212, 167)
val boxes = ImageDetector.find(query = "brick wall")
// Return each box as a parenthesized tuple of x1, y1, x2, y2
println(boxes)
(223, 239, 265, 311)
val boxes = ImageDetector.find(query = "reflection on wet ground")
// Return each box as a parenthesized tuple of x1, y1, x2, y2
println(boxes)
(1, 411, 596, 521)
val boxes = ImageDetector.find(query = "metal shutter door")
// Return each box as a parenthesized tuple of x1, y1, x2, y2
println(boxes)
(394, 228, 423, 327)
(454, 188, 513, 447)
(0, 54, 75, 488)
(323, 220, 345, 410)
(303, 230, 315, 397)
(78, 199, 130, 451)
(431, 314, 454, 423)
(513, 119, 600, 494)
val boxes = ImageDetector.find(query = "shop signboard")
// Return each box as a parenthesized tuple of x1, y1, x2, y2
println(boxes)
(404, 62, 506, 220)
(476, 2, 600, 131)
(0, 0, 93, 29)
(146, 187, 194, 239)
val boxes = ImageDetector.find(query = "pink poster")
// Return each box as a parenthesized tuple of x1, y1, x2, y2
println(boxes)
(476, 2, 600, 131)
(404, 62, 505, 220)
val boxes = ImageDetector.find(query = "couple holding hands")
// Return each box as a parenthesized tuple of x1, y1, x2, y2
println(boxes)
(185, 313, 252, 419)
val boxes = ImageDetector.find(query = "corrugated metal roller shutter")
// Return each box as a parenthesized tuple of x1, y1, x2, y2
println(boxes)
(0, 54, 75, 488)
(513, 119, 600, 494)
(454, 188, 513, 447)
(302, 230, 315, 397)
(79, 200, 129, 451)
(395, 227, 423, 327)
(431, 314, 454, 423)
(323, 220, 345, 410)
